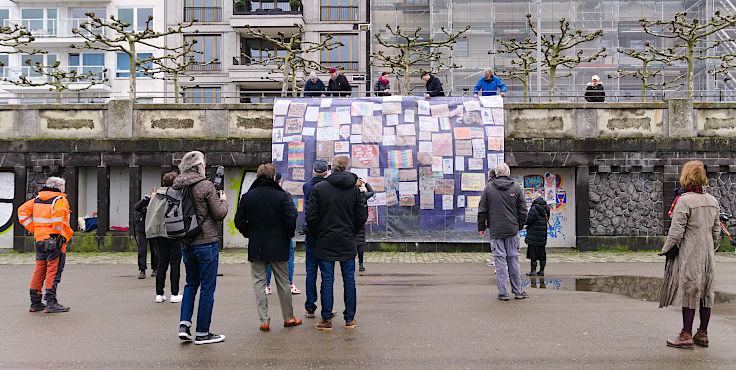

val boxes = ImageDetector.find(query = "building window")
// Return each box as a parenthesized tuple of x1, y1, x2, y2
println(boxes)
(239, 89, 281, 103)
(185, 87, 221, 103)
(116, 52, 153, 77)
(185, 34, 221, 71)
(20, 8, 57, 36)
(20, 54, 57, 80)
(320, 0, 358, 21)
(0, 9, 9, 28)
(321, 34, 358, 71)
(71, 9, 106, 36)
(69, 53, 105, 81)
(118, 8, 153, 32)
(185, 0, 222, 22)
(238, 38, 287, 64)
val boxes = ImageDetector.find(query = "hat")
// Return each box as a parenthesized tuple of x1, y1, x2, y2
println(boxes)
(328, 68, 337, 73)
(275, 171, 282, 182)
(313, 159, 328, 173)
(309, 71, 317, 79)
(591, 75, 600, 81)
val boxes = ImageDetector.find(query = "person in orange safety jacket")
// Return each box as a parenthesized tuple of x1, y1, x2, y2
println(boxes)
(17, 176, 74, 313)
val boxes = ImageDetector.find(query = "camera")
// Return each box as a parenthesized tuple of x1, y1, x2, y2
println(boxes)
(212, 165, 225, 191)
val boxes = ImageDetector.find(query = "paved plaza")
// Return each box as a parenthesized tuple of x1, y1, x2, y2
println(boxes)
(1, 254, 736, 368)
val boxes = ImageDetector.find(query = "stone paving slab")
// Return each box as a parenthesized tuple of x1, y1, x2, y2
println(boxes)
(1, 251, 735, 265)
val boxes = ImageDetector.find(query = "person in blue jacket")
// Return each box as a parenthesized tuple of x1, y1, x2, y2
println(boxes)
(473, 68, 506, 97)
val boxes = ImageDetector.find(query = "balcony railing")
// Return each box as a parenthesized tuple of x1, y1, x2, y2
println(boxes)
(184, 7, 223, 22)
(233, 56, 283, 65)
(3, 18, 106, 38)
(322, 61, 358, 71)
(186, 62, 222, 71)
(1, 65, 108, 84)
(233, 2, 302, 15)
(320, 6, 358, 21)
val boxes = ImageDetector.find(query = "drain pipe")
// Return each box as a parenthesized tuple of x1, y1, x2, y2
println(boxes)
(365, 0, 371, 97)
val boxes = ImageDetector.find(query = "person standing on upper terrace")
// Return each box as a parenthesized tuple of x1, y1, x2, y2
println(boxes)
(473, 68, 506, 97)
(584, 75, 605, 102)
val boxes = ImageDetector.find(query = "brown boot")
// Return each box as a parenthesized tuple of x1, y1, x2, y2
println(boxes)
(666, 330, 694, 349)
(693, 329, 708, 347)
(315, 318, 332, 332)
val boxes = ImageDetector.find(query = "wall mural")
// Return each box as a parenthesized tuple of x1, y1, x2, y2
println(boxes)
(0, 171, 14, 249)
(514, 168, 576, 248)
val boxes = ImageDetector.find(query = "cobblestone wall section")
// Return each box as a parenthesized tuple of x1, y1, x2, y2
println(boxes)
(589, 172, 663, 236)
(708, 173, 736, 235)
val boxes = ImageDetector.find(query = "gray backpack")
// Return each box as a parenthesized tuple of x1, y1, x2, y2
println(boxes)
(164, 180, 205, 243)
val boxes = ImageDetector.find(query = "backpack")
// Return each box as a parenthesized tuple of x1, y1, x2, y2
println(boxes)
(164, 180, 205, 243)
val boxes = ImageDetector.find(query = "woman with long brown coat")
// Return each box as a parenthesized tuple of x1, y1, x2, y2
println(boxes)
(661, 161, 721, 349)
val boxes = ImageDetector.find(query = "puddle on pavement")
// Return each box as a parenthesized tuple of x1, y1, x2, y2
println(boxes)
(522, 275, 736, 304)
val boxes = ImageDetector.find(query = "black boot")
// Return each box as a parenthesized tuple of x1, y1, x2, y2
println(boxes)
(525, 261, 537, 276)
(538, 260, 546, 276)
(138, 270, 146, 279)
(44, 299, 70, 313)
(29, 289, 45, 312)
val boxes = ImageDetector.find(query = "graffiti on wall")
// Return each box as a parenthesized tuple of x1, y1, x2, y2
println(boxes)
(0, 171, 14, 248)
(514, 168, 575, 248)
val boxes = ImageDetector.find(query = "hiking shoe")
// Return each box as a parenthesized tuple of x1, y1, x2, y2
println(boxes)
(667, 330, 694, 349)
(497, 294, 510, 301)
(345, 320, 357, 329)
(358, 264, 365, 272)
(138, 270, 146, 279)
(693, 329, 708, 347)
(44, 300, 70, 313)
(178, 324, 193, 341)
(260, 323, 270, 332)
(265, 286, 272, 295)
(515, 292, 530, 300)
(29, 302, 46, 312)
(194, 333, 225, 345)
(290, 284, 301, 294)
(170, 294, 183, 303)
(315, 318, 333, 332)
(156, 295, 166, 303)
(284, 318, 303, 327)
(305, 309, 316, 318)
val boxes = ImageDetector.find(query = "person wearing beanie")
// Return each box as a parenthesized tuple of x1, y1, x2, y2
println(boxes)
(304, 71, 326, 97)
(584, 75, 605, 102)
(374, 71, 391, 96)
(327, 67, 352, 97)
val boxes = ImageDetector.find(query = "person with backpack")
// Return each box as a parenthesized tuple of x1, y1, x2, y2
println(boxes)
(524, 193, 550, 276)
(134, 191, 158, 279)
(17, 177, 73, 313)
(172, 151, 229, 345)
(145, 172, 181, 303)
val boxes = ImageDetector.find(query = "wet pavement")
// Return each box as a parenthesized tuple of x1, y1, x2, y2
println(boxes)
(2, 262, 736, 368)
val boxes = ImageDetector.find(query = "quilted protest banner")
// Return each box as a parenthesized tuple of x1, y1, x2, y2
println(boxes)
(272, 96, 504, 242)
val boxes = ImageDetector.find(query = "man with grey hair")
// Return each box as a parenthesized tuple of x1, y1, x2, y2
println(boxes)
(173, 151, 229, 345)
(473, 67, 506, 97)
(18, 176, 74, 313)
(478, 163, 529, 301)
(305, 154, 367, 331)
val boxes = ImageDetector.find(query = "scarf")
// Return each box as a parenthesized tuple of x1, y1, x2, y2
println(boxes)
(379, 76, 388, 84)
(668, 185, 703, 217)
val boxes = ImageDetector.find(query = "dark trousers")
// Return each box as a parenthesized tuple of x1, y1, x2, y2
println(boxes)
(151, 237, 181, 295)
(136, 230, 158, 271)
(318, 258, 356, 322)
(30, 241, 66, 302)
(304, 235, 319, 312)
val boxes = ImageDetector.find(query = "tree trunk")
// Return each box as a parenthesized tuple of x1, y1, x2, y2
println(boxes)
(686, 41, 694, 99)
(522, 77, 529, 102)
(129, 42, 136, 100)
(640, 61, 648, 102)
(548, 65, 557, 101)
(174, 73, 180, 103)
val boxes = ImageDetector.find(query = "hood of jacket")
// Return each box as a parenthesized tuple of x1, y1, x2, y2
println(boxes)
(531, 197, 548, 208)
(173, 170, 206, 190)
(37, 189, 66, 201)
(310, 175, 327, 185)
(492, 176, 515, 191)
(249, 176, 284, 192)
(326, 171, 358, 190)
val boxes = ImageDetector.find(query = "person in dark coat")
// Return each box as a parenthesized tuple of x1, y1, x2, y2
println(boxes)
(133, 190, 157, 279)
(374, 71, 391, 96)
(584, 75, 605, 102)
(304, 71, 326, 97)
(302, 160, 329, 318)
(421, 71, 444, 97)
(355, 177, 374, 272)
(524, 195, 550, 276)
(305, 155, 367, 331)
(234, 163, 302, 332)
(327, 67, 351, 97)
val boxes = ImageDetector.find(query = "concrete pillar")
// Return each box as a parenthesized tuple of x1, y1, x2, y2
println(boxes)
(14, 109, 38, 138)
(128, 166, 142, 236)
(107, 99, 134, 138)
(575, 166, 590, 242)
(666, 98, 695, 137)
(13, 166, 27, 251)
(62, 166, 79, 232)
(573, 108, 598, 138)
(96, 166, 110, 241)
(205, 109, 229, 138)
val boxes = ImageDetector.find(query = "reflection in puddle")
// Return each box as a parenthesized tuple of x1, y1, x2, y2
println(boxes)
(522, 275, 736, 304)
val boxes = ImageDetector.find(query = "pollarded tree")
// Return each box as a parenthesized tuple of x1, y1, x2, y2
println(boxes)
(526, 14, 606, 101)
(71, 12, 197, 99)
(609, 42, 681, 102)
(0, 22, 39, 70)
(371, 24, 470, 95)
(641, 11, 736, 99)
(490, 37, 537, 101)
(1, 59, 108, 103)
(241, 24, 342, 97)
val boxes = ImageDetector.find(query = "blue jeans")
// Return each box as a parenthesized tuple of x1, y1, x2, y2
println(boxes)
(267, 240, 294, 285)
(304, 235, 319, 312)
(179, 242, 219, 336)
(318, 258, 356, 322)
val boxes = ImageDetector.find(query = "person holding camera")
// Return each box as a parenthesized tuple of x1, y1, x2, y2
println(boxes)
(18, 177, 74, 313)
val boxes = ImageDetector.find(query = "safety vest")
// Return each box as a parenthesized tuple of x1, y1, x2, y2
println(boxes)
(17, 191, 73, 244)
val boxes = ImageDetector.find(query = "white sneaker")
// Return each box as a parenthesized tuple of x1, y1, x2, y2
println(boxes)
(155, 295, 166, 303)
(170, 294, 183, 303)
(290, 284, 301, 294)
(265, 286, 272, 295)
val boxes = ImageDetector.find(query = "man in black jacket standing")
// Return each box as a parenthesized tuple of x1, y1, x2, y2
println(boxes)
(302, 159, 329, 318)
(305, 155, 367, 331)
(478, 163, 529, 301)
(327, 67, 352, 97)
(584, 75, 605, 102)
(421, 71, 444, 97)
(235, 163, 302, 332)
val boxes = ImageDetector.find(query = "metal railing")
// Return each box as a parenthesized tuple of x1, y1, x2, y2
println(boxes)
(3, 18, 106, 38)
(322, 61, 359, 71)
(320, 6, 359, 21)
(185, 62, 222, 71)
(233, 2, 302, 15)
(233, 56, 278, 65)
(184, 7, 223, 22)
(0, 65, 108, 84)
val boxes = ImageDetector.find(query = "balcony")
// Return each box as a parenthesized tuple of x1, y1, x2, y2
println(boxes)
(233, 1, 302, 15)
(185, 62, 222, 72)
(231, 1, 303, 31)
(322, 61, 358, 71)
(184, 7, 223, 22)
(3, 18, 109, 46)
(0, 65, 111, 92)
(229, 57, 304, 86)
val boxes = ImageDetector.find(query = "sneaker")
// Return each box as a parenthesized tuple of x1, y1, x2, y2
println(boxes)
(265, 286, 272, 295)
(170, 294, 183, 303)
(178, 324, 193, 341)
(290, 284, 301, 294)
(260, 323, 270, 332)
(538, 271, 545, 276)
(515, 291, 530, 300)
(358, 264, 365, 272)
(29, 302, 46, 312)
(138, 270, 146, 279)
(305, 309, 316, 318)
(284, 318, 303, 327)
(155, 295, 166, 303)
(44, 300, 70, 313)
(194, 333, 225, 345)
(525, 271, 537, 276)
(151, 270, 156, 277)
(345, 320, 357, 329)
(315, 318, 333, 332)
(497, 294, 510, 301)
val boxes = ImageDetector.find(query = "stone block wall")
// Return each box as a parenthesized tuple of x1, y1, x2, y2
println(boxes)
(588, 171, 663, 236)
